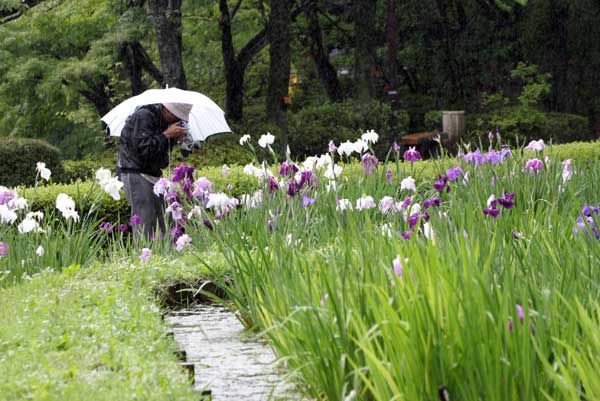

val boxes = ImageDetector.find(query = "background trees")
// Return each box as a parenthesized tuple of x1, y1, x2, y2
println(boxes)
(0, 0, 599, 159)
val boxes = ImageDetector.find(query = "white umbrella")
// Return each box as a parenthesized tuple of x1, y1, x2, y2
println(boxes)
(101, 87, 232, 142)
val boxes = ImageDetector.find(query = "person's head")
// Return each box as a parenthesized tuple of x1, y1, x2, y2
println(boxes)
(161, 103, 192, 123)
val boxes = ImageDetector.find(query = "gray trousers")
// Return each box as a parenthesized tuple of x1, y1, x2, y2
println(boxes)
(121, 173, 166, 238)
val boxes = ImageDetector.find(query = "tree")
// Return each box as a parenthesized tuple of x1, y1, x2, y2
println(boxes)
(352, 0, 378, 100)
(218, 0, 269, 121)
(303, 0, 344, 102)
(147, 0, 187, 89)
(266, 0, 293, 149)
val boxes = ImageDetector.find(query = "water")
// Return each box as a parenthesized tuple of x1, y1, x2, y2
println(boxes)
(166, 304, 300, 401)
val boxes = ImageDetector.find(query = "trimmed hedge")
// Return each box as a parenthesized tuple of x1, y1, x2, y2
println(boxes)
(22, 164, 260, 225)
(0, 137, 64, 187)
(287, 100, 410, 157)
(466, 109, 592, 145)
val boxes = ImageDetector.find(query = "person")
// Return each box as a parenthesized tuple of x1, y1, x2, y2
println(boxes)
(117, 102, 192, 237)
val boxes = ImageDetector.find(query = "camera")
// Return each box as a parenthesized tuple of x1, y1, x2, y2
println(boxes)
(178, 121, 196, 157)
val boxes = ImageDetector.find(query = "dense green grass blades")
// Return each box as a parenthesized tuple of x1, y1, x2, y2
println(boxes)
(0, 263, 199, 401)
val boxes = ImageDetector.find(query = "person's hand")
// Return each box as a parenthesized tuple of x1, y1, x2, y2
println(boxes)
(163, 122, 186, 140)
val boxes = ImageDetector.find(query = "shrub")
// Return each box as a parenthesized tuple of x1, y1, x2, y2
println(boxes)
(287, 100, 410, 157)
(465, 109, 592, 146)
(60, 160, 100, 183)
(0, 137, 64, 187)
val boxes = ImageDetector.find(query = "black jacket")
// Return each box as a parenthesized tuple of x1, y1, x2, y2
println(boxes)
(117, 104, 177, 177)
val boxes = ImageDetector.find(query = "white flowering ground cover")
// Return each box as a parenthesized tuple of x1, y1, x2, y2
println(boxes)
(1, 133, 600, 400)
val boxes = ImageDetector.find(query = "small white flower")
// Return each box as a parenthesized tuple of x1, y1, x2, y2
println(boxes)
(316, 154, 333, 169)
(8, 196, 28, 210)
(36, 162, 51, 181)
(423, 222, 436, 242)
(325, 181, 337, 193)
(56, 193, 75, 212)
(337, 141, 355, 157)
(26, 211, 44, 221)
(381, 223, 393, 237)
(95, 168, 124, 201)
(336, 198, 353, 212)
(378, 196, 396, 214)
(258, 132, 275, 148)
(302, 156, 318, 171)
(400, 176, 416, 192)
(323, 164, 343, 180)
(0, 205, 18, 224)
(18, 217, 42, 234)
(239, 134, 251, 145)
(206, 192, 232, 215)
(36, 245, 44, 257)
(353, 139, 368, 154)
(361, 129, 379, 144)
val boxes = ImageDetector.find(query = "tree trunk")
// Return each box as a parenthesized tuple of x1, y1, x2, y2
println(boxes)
(304, 0, 344, 102)
(147, 0, 187, 89)
(385, 0, 399, 92)
(352, 0, 378, 100)
(267, 0, 293, 150)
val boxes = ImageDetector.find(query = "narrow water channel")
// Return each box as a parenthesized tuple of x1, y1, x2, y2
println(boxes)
(166, 304, 300, 401)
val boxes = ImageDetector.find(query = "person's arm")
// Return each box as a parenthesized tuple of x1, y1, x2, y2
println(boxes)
(131, 110, 183, 163)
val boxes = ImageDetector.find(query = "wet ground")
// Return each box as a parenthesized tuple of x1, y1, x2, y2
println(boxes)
(166, 304, 300, 401)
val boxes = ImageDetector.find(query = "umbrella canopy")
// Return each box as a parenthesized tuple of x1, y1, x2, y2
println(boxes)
(101, 88, 231, 142)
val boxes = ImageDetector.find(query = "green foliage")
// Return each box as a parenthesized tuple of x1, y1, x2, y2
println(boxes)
(0, 263, 198, 400)
(287, 100, 410, 157)
(0, 137, 64, 187)
(424, 110, 443, 131)
(61, 159, 102, 183)
(511, 62, 552, 109)
(467, 109, 591, 145)
(22, 181, 129, 225)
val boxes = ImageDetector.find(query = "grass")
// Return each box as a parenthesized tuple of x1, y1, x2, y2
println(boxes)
(0, 252, 224, 401)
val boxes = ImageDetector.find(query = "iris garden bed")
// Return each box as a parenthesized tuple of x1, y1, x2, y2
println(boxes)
(1, 136, 600, 400)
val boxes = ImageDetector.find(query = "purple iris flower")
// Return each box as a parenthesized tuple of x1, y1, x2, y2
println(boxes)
(129, 214, 141, 226)
(574, 205, 600, 239)
(433, 175, 450, 193)
(203, 219, 213, 230)
(269, 176, 280, 195)
(400, 196, 412, 210)
(165, 190, 181, 204)
(182, 179, 194, 201)
(423, 197, 441, 209)
(170, 224, 184, 241)
(299, 171, 318, 189)
(498, 192, 516, 209)
(500, 147, 512, 160)
(99, 222, 114, 233)
(524, 158, 544, 173)
(172, 164, 191, 183)
(403, 147, 421, 163)
(287, 180, 300, 197)
(268, 219, 274, 233)
(483, 207, 500, 218)
(0, 190, 15, 205)
(464, 149, 485, 165)
(392, 141, 400, 153)
(301, 195, 316, 208)
(362, 153, 379, 175)
(0, 242, 8, 257)
(401, 230, 413, 240)
(279, 161, 299, 177)
(118, 224, 128, 232)
(486, 150, 502, 164)
(385, 168, 394, 183)
(328, 141, 337, 153)
(408, 213, 420, 228)
(446, 166, 464, 181)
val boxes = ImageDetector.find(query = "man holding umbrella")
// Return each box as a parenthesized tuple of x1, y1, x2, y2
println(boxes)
(117, 102, 192, 237)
